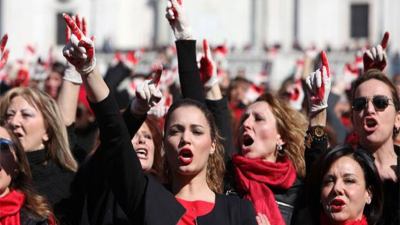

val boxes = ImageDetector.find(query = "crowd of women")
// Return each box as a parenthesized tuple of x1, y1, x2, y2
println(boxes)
(0, 1, 398, 225)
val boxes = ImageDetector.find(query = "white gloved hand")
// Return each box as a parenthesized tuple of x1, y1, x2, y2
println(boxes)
(62, 14, 96, 76)
(199, 39, 219, 88)
(130, 80, 163, 115)
(305, 66, 331, 114)
(165, 0, 192, 40)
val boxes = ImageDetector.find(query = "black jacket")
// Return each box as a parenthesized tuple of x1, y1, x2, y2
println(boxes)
(89, 93, 257, 225)
(26, 150, 75, 224)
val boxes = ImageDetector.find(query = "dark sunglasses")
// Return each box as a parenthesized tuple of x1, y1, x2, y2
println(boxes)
(0, 138, 13, 171)
(352, 95, 393, 112)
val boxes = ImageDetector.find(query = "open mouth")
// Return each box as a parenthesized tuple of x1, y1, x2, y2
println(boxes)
(363, 117, 378, 132)
(178, 148, 193, 165)
(366, 118, 377, 128)
(329, 199, 345, 212)
(242, 134, 254, 147)
(135, 148, 148, 159)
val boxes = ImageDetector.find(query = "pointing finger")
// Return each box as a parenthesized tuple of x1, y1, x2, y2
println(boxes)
(380, 31, 389, 50)
(320, 51, 330, 76)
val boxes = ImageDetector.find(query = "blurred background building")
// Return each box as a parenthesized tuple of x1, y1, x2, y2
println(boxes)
(1, 0, 400, 89)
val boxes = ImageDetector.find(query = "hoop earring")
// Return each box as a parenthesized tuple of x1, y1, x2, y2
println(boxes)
(277, 144, 285, 157)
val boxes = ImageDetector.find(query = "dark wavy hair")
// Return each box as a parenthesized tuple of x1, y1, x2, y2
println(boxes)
(307, 145, 383, 225)
(163, 99, 225, 193)
(0, 121, 54, 220)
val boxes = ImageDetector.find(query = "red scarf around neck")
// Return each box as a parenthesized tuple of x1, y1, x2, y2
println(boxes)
(320, 213, 368, 225)
(0, 189, 25, 225)
(232, 154, 296, 225)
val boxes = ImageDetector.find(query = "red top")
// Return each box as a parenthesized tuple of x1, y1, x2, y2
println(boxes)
(176, 198, 215, 225)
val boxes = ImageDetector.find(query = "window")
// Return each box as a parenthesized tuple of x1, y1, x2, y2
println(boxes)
(350, 4, 369, 38)
(56, 12, 72, 45)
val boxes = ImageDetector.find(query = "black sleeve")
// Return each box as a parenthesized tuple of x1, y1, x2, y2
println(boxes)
(122, 106, 147, 138)
(89, 93, 148, 221)
(66, 124, 88, 165)
(176, 40, 205, 104)
(305, 137, 328, 177)
(205, 97, 236, 158)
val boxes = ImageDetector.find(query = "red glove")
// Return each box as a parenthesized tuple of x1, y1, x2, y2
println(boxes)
(363, 32, 389, 71)
(0, 34, 9, 70)
(62, 13, 96, 75)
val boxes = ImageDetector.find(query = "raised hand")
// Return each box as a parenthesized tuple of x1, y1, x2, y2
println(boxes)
(363, 32, 389, 71)
(199, 39, 219, 88)
(165, 0, 192, 40)
(288, 80, 305, 111)
(305, 51, 331, 115)
(62, 13, 96, 75)
(130, 66, 163, 115)
(0, 34, 9, 70)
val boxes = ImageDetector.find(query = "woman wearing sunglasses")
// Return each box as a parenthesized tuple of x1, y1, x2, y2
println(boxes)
(0, 123, 55, 224)
(350, 69, 399, 225)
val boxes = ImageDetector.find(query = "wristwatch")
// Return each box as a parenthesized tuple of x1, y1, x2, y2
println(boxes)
(305, 125, 327, 148)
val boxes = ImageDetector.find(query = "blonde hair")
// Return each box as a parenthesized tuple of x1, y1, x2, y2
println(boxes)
(254, 93, 308, 177)
(0, 87, 78, 172)
(163, 99, 225, 193)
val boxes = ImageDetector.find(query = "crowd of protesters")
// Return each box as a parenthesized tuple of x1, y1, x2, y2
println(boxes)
(0, 1, 399, 225)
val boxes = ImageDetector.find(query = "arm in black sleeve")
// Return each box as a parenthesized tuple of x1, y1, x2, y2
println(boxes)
(206, 97, 236, 158)
(122, 106, 147, 138)
(304, 136, 328, 178)
(89, 93, 147, 220)
(176, 40, 205, 104)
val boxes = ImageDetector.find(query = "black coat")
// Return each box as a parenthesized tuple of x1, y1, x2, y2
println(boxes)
(26, 150, 75, 224)
(88, 93, 257, 225)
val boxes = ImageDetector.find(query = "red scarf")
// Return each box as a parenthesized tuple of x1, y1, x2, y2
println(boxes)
(320, 213, 368, 225)
(0, 190, 25, 225)
(232, 154, 296, 225)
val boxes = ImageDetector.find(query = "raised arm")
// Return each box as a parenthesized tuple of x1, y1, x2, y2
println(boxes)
(363, 31, 389, 72)
(304, 51, 331, 175)
(62, 13, 148, 219)
(166, 0, 205, 103)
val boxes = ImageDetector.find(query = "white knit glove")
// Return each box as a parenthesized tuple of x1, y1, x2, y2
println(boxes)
(199, 39, 219, 88)
(130, 72, 163, 115)
(62, 14, 96, 76)
(165, 0, 192, 40)
(305, 51, 331, 115)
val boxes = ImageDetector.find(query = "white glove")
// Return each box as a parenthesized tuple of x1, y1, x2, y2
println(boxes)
(305, 66, 331, 114)
(63, 66, 83, 84)
(130, 80, 163, 115)
(62, 14, 96, 76)
(165, 0, 192, 40)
